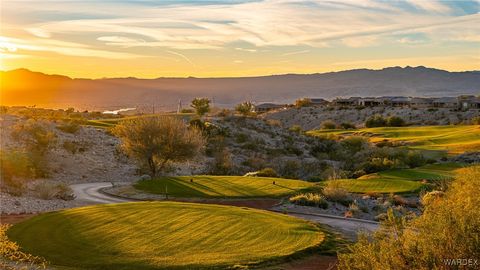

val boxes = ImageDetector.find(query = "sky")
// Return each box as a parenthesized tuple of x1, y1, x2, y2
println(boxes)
(0, 0, 479, 78)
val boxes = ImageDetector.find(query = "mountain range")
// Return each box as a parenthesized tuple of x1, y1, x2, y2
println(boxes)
(1, 66, 479, 111)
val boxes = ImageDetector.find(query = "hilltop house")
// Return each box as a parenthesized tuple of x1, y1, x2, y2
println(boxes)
(432, 97, 458, 108)
(458, 95, 480, 109)
(410, 97, 433, 108)
(254, 103, 285, 113)
(332, 97, 361, 106)
(309, 98, 329, 106)
(358, 97, 381, 106)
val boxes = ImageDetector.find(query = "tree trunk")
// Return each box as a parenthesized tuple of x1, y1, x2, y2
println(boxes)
(147, 156, 156, 177)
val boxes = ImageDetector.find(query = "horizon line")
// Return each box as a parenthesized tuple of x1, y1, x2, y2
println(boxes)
(2, 65, 479, 80)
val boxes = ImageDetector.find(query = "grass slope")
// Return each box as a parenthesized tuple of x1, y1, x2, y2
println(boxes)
(308, 125, 480, 154)
(135, 175, 314, 198)
(8, 202, 324, 270)
(333, 163, 463, 193)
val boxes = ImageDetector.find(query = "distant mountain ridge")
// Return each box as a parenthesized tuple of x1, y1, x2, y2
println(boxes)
(1, 66, 479, 111)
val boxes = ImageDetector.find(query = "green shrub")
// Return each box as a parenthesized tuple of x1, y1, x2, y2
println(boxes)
(289, 193, 328, 209)
(365, 114, 386, 128)
(0, 150, 32, 196)
(289, 125, 303, 134)
(340, 122, 356, 129)
(321, 120, 337, 129)
(256, 168, 278, 177)
(338, 166, 480, 270)
(57, 120, 81, 133)
(386, 116, 406, 127)
(322, 180, 352, 206)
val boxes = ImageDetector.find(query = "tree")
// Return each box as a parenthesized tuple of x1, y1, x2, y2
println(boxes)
(365, 114, 387, 128)
(387, 116, 405, 127)
(295, 98, 312, 108)
(11, 119, 56, 177)
(190, 98, 211, 117)
(112, 116, 205, 176)
(235, 101, 255, 116)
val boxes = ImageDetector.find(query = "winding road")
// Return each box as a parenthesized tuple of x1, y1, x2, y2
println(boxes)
(70, 182, 379, 236)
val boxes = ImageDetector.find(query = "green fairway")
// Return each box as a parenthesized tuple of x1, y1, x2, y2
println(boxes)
(308, 125, 480, 154)
(8, 202, 324, 270)
(333, 178, 425, 193)
(135, 175, 314, 198)
(334, 163, 463, 193)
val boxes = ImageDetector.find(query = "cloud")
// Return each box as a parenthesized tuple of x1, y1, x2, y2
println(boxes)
(282, 49, 310, 56)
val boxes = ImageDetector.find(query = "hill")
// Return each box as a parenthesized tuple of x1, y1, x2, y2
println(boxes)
(1, 66, 479, 110)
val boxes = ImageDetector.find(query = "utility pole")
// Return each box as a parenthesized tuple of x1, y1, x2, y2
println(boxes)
(177, 99, 182, 114)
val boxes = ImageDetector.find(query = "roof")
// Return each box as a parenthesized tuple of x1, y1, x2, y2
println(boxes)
(255, 103, 284, 108)
(433, 97, 457, 103)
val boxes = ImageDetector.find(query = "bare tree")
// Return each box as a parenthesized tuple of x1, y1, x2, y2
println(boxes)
(112, 116, 205, 176)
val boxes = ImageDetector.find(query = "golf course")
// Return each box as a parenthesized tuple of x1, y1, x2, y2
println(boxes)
(7, 202, 324, 270)
(331, 162, 463, 193)
(134, 175, 314, 198)
(308, 125, 480, 154)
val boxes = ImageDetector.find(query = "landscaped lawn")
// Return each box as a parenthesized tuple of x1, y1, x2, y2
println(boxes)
(134, 175, 315, 198)
(334, 163, 464, 194)
(308, 125, 480, 154)
(7, 202, 324, 270)
(333, 178, 425, 193)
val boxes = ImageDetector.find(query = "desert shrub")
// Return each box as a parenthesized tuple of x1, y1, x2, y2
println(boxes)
(340, 122, 356, 129)
(470, 116, 480, 125)
(56, 120, 81, 134)
(386, 116, 406, 127)
(365, 114, 387, 127)
(235, 133, 249, 143)
(11, 119, 56, 177)
(363, 157, 395, 173)
(0, 224, 48, 269)
(208, 140, 234, 175)
(0, 150, 33, 195)
(191, 98, 211, 117)
(321, 120, 337, 129)
(338, 166, 480, 270)
(295, 98, 312, 108)
(404, 151, 426, 168)
(322, 180, 352, 206)
(289, 193, 328, 209)
(277, 160, 301, 179)
(235, 101, 255, 116)
(32, 181, 75, 200)
(62, 141, 78, 154)
(256, 167, 278, 177)
(421, 190, 445, 206)
(289, 125, 303, 134)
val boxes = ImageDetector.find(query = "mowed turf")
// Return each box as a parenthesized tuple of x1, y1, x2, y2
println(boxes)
(308, 125, 480, 154)
(135, 175, 314, 198)
(8, 202, 324, 270)
(333, 163, 463, 193)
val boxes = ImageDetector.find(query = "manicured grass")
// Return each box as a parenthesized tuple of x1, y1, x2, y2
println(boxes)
(8, 202, 324, 270)
(135, 175, 314, 198)
(308, 125, 480, 154)
(335, 163, 463, 193)
(333, 178, 425, 193)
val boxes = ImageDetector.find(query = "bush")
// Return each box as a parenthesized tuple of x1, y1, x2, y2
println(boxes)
(57, 120, 81, 133)
(421, 190, 445, 206)
(32, 181, 75, 200)
(338, 166, 480, 270)
(321, 120, 337, 129)
(365, 114, 386, 128)
(288, 125, 303, 134)
(256, 168, 278, 177)
(289, 193, 328, 209)
(0, 224, 47, 269)
(386, 116, 405, 127)
(322, 180, 352, 206)
(340, 122, 356, 129)
(295, 98, 312, 108)
(0, 150, 33, 196)
(62, 141, 78, 154)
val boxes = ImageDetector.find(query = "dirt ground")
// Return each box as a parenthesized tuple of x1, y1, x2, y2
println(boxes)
(0, 213, 36, 225)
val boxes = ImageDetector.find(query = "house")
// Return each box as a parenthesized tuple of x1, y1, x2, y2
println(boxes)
(458, 95, 480, 109)
(332, 97, 361, 106)
(432, 97, 458, 108)
(358, 97, 381, 107)
(254, 103, 285, 113)
(309, 98, 329, 106)
(389, 96, 411, 107)
(410, 97, 433, 108)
